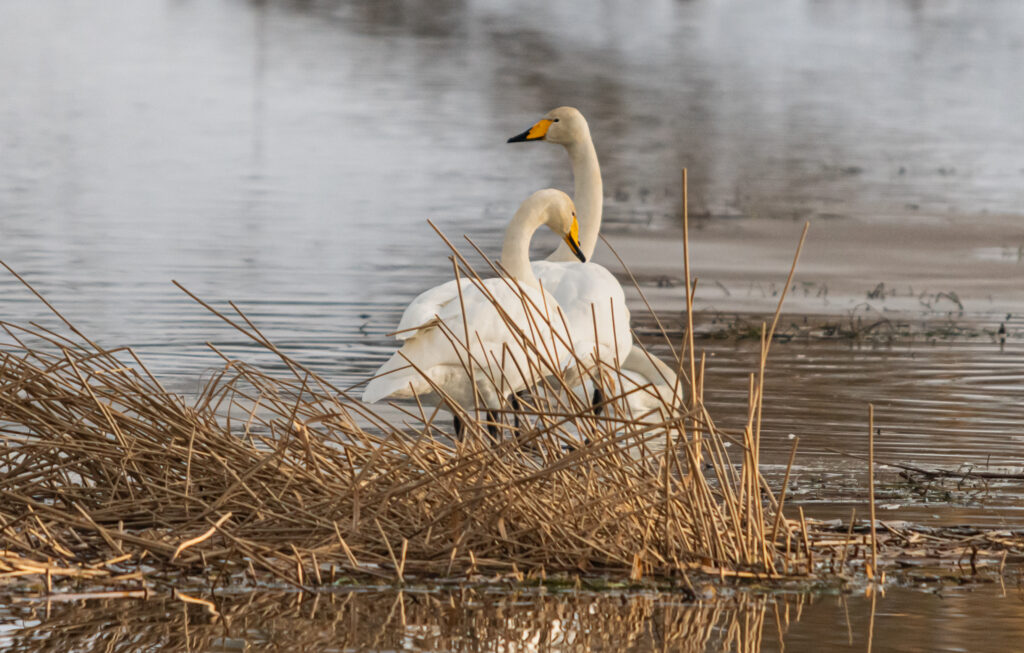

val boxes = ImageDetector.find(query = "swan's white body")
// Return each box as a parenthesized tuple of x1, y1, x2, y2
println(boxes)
(362, 189, 584, 411)
(362, 277, 567, 408)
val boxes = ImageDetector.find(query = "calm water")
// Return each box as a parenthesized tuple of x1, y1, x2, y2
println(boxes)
(3, 0, 1024, 649)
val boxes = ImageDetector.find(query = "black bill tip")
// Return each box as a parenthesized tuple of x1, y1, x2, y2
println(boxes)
(507, 129, 532, 143)
(568, 238, 586, 263)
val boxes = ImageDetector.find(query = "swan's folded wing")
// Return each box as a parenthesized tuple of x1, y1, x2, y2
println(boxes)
(438, 280, 549, 346)
(393, 278, 474, 340)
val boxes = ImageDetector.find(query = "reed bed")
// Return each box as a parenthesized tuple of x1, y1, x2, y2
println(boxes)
(2, 222, 1023, 598)
(0, 214, 807, 593)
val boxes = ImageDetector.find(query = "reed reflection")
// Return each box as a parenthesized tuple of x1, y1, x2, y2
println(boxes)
(3, 588, 778, 652)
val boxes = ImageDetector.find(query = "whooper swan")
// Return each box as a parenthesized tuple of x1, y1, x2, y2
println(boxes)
(507, 107, 684, 413)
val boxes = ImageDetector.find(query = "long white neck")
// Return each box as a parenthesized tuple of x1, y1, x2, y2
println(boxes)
(500, 201, 546, 289)
(547, 134, 602, 262)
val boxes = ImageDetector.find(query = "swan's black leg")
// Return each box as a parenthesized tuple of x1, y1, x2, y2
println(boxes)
(453, 414, 464, 439)
(592, 387, 604, 416)
(510, 394, 521, 430)
(485, 410, 501, 441)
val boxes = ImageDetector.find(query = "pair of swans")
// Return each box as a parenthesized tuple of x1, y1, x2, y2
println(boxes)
(363, 107, 681, 434)
(507, 108, 683, 418)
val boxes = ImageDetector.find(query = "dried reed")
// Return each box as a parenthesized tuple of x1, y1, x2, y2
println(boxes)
(0, 218, 804, 592)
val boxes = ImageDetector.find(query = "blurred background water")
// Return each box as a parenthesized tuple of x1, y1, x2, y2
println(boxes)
(2, 1, 1023, 376)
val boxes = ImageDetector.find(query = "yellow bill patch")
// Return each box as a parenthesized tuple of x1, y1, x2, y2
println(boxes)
(563, 215, 586, 262)
(526, 119, 553, 140)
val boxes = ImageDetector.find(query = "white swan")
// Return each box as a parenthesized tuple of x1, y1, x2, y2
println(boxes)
(362, 189, 586, 434)
(508, 107, 684, 411)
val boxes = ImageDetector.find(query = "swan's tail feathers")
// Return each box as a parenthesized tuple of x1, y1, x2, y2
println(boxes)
(360, 375, 393, 404)
(620, 347, 686, 405)
(361, 352, 424, 403)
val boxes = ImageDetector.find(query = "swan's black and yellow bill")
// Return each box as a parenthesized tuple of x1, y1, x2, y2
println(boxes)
(507, 119, 553, 143)
(564, 216, 586, 262)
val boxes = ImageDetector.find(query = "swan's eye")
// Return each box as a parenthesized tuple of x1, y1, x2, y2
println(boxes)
(553, 118, 560, 122)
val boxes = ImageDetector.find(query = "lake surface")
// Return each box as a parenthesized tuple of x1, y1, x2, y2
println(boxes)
(3, 0, 1023, 344)
(2, 0, 1024, 650)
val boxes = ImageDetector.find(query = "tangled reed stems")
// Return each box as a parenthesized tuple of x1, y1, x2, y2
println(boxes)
(0, 212, 810, 595)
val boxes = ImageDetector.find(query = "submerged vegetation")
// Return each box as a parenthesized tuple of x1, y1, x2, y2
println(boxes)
(633, 309, 1018, 344)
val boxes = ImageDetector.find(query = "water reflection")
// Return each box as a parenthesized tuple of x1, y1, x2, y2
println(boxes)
(2, 588, 769, 652)
(3, 584, 1024, 652)
(274, 0, 1024, 220)
(693, 336, 1024, 527)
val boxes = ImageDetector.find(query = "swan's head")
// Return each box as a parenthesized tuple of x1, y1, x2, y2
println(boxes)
(507, 106, 590, 147)
(528, 188, 586, 263)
